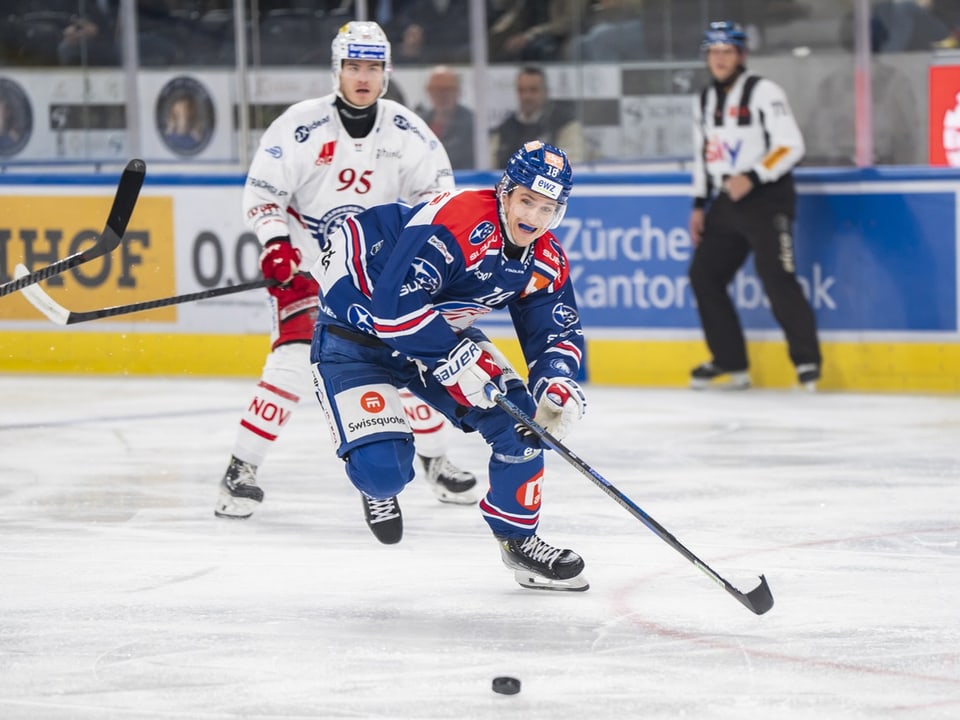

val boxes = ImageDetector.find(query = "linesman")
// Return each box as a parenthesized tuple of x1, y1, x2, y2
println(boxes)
(688, 21, 822, 390)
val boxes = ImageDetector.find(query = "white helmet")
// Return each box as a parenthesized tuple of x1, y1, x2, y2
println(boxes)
(331, 21, 392, 101)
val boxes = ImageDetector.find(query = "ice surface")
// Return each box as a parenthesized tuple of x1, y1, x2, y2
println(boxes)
(1, 376, 958, 719)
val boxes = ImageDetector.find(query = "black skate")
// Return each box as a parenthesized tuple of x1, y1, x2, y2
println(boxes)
(690, 361, 751, 391)
(418, 454, 478, 505)
(497, 534, 589, 592)
(796, 363, 820, 392)
(362, 494, 403, 544)
(214, 456, 263, 519)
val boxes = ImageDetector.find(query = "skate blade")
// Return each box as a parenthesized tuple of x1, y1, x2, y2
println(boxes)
(514, 570, 590, 592)
(690, 375, 751, 391)
(432, 486, 480, 505)
(214, 493, 260, 519)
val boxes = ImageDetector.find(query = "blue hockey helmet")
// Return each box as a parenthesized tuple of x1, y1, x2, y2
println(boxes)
(496, 141, 573, 229)
(701, 21, 747, 52)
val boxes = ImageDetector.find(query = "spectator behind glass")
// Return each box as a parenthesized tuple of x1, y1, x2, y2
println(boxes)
(930, 0, 960, 47)
(805, 13, 920, 165)
(869, 0, 950, 51)
(136, 0, 181, 66)
(58, 1, 118, 66)
(391, 0, 471, 64)
(417, 65, 475, 169)
(488, 0, 589, 62)
(490, 66, 585, 168)
(567, 0, 645, 61)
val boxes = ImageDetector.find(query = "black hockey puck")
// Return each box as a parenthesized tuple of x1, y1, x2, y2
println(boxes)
(492, 676, 521, 695)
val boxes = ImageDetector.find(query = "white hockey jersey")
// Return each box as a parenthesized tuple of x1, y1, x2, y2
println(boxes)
(692, 72, 805, 202)
(243, 93, 455, 266)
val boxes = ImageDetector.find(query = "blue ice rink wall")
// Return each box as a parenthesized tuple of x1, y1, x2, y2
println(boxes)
(2, 167, 959, 390)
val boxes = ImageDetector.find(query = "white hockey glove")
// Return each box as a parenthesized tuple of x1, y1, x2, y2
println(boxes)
(531, 377, 587, 440)
(433, 338, 504, 409)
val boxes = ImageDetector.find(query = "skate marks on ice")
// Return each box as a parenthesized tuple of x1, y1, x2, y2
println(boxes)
(0, 377, 959, 718)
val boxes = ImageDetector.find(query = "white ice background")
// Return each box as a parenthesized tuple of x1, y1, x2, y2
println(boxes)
(1, 376, 958, 719)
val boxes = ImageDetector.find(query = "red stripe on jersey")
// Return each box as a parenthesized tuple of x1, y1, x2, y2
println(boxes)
(286, 206, 307, 230)
(346, 216, 372, 298)
(373, 307, 435, 335)
(555, 340, 582, 364)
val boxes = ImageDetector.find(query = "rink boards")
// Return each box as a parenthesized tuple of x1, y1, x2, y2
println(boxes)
(1, 168, 959, 391)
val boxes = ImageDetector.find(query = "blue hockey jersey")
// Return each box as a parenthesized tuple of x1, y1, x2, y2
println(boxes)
(310, 188, 584, 387)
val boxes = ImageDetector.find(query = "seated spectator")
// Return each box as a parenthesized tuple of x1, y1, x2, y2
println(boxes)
(58, 3, 118, 66)
(805, 15, 920, 165)
(391, 0, 471, 64)
(6, 9, 73, 66)
(930, 0, 960, 48)
(137, 0, 184, 66)
(567, 0, 645, 61)
(490, 65, 585, 167)
(489, 0, 589, 62)
(870, 0, 950, 52)
(417, 65, 475, 169)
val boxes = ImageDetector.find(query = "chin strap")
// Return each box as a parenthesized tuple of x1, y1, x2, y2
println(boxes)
(496, 187, 522, 255)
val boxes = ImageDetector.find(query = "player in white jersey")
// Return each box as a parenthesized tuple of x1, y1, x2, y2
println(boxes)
(688, 20, 821, 391)
(215, 21, 478, 519)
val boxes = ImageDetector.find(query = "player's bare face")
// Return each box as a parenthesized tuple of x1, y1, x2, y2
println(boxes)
(339, 60, 385, 107)
(706, 45, 741, 84)
(502, 188, 560, 247)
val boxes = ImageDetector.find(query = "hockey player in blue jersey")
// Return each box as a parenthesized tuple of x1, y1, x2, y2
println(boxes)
(308, 141, 589, 591)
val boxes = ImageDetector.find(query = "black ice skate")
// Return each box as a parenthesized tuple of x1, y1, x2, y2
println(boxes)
(362, 494, 403, 544)
(214, 456, 264, 519)
(796, 363, 820, 392)
(497, 534, 589, 592)
(418, 454, 479, 505)
(690, 361, 751, 391)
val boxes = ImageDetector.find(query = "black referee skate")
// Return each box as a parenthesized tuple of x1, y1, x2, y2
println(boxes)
(497, 534, 589, 592)
(690, 361, 751, 391)
(214, 456, 263, 519)
(361, 493, 403, 544)
(796, 363, 821, 392)
(418, 454, 479, 505)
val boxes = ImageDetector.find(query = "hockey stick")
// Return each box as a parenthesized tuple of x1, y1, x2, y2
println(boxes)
(13, 263, 277, 324)
(0, 159, 146, 298)
(484, 384, 774, 615)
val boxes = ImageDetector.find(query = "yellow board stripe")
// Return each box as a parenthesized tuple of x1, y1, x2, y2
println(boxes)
(3, 331, 959, 393)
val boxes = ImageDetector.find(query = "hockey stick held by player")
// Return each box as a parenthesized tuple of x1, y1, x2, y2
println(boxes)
(14, 263, 281, 325)
(309, 140, 590, 591)
(0, 159, 145, 298)
(214, 21, 479, 520)
(483, 381, 773, 614)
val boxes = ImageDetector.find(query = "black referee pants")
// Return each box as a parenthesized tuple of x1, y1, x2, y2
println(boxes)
(688, 193, 821, 371)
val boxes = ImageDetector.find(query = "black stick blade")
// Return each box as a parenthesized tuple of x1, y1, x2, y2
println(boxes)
(731, 574, 774, 615)
(1, 159, 146, 297)
(82, 158, 146, 261)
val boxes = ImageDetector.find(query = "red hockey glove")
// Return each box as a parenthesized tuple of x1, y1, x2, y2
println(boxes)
(433, 338, 504, 409)
(259, 236, 301, 284)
